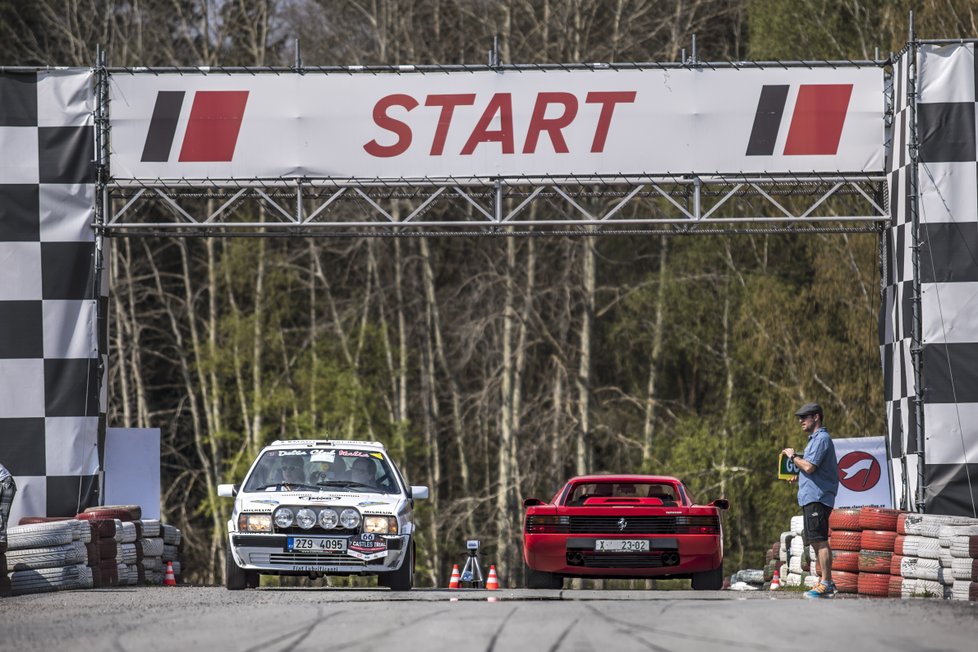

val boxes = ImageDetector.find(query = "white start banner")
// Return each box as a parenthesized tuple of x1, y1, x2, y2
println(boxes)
(107, 67, 884, 182)
(833, 436, 893, 509)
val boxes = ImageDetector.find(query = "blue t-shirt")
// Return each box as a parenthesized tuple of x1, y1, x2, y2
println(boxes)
(797, 427, 839, 507)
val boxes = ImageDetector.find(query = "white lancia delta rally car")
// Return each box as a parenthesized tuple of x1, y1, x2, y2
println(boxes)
(218, 439, 428, 590)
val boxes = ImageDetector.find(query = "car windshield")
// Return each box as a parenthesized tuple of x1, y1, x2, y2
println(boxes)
(242, 447, 398, 494)
(565, 482, 679, 505)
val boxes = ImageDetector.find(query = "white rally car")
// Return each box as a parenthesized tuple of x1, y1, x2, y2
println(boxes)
(218, 439, 428, 590)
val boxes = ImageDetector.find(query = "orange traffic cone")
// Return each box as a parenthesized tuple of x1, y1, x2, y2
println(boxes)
(486, 564, 499, 590)
(164, 560, 177, 587)
(448, 564, 460, 589)
(769, 569, 780, 591)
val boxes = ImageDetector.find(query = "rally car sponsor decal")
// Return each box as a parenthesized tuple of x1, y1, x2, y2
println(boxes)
(347, 533, 388, 561)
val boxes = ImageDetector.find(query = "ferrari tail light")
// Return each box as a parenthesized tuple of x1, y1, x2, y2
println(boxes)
(675, 515, 720, 534)
(525, 515, 571, 533)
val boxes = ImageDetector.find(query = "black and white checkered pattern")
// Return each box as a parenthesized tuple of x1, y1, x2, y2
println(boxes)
(0, 70, 105, 522)
(881, 50, 920, 511)
(884, 44, 978, 517)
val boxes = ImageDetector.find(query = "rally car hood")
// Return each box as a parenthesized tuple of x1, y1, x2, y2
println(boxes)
(237, 491, 402, 516)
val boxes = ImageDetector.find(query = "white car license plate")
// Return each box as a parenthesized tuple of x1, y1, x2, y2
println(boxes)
(287, 537, 348, 553)
(595, 539, 650, 552)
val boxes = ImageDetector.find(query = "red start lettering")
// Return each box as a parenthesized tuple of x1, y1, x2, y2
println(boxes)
(363, 90, 636, 158)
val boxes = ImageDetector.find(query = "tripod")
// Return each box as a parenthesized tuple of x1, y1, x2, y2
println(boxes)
(459, 546, 484, 588)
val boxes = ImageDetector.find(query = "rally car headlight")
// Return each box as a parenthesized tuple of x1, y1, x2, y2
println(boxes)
(340, 508, 361, 529)
(237, 513, 272, 532)
(363, 516, 397, 534)
(273, 507, 295, 528)
(296, 508, 317, 529)
(318, 508, 339, 529)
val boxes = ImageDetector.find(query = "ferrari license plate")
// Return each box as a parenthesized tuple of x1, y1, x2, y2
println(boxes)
(287, 537, 347, 553)
(595, 539, 650, 552)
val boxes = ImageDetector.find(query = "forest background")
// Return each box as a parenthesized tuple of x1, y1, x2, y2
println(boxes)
(1, 0, 975, 587)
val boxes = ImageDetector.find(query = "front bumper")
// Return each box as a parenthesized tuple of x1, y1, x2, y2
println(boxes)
(524, 533, 722, 578)
(230, 533, 408, 575)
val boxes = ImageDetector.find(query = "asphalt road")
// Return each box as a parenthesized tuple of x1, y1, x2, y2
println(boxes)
(1, 587, 976, 652)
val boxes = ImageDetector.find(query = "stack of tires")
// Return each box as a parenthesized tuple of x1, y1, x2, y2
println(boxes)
(3, 520, 94, 595)
(856, 507, 900, 597)
(78, 506, 139, 587)
(0, 539, 9, 596)
(942, 521, 978, 601)
(826, 507, 861, 594)
(894, 513, 964, 598)
(762, 540, 780, 587)
(139, 519, 165, 584)
(161, 523, 183, 582)
(780, 515, 819, 589)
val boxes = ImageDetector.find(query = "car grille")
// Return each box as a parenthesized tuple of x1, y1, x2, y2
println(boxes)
(568, 516, 679, 534)
(570, 552, 669, 569)
(249, 552, 373, 566)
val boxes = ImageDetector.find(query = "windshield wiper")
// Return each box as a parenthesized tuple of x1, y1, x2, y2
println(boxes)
(316, 480, 378, 491)
(252, 482, 321, 492)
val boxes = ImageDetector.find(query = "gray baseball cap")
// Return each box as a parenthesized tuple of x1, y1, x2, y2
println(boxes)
(794, 402, 823, 417)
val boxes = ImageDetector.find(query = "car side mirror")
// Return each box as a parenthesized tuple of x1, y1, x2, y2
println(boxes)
(523, 498, 545, 507)
(711, 498, 729, 510)
(410, 485, 429, 500)
(218, 483, 238, 498)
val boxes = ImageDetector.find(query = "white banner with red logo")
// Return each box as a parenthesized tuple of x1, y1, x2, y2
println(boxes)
(107, 67, 884, 181)
(834, 436, 893, 509)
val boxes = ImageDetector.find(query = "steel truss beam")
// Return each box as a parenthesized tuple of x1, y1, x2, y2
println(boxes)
(102, 174, 887, 237)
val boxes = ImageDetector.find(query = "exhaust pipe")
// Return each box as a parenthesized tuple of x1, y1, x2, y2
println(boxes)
(661, 551, 679, 566)
(567, 552, 584, 565)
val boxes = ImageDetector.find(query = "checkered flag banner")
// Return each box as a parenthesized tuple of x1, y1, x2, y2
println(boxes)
(0, 70, 106, 523)
(883, 43, 978, 517)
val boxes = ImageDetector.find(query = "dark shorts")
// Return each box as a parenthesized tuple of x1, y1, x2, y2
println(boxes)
(802, 502, 832, 543)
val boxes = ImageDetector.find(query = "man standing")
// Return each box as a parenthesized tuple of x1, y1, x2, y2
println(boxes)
(782, 402, 839, 598)
(0, 461, 16, 549)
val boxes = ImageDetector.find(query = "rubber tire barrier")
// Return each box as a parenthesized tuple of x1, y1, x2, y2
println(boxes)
(832, 569, 858, 593)
(5, 521, 75, 551)
(5, 543, 87, 572)
(10, 563, 93, 595)
(938, 524, 978, 547)
(139, 519, 161, 538)
(858, 549, 893, 573)
(829, 508, 861, 531)
(832, 550, 859, 572)
(76, 508, 133, 522)
(902, 578, 947, 599)
(829, 529, 861, 552)
(951, 581, 978, 601)
(859, 507, 901, 531)
(949, 535, 978, 558)
(83, 504, 142, 520)
(890, 554, 904, 576)
(141, 537, 164, 557)
(857, 571, 891, 596)
(861, 529, 898, 552)
(901, 556, 941, 581)
(17, 516, 73, 525)
(888, 574, 904, 598)
(916, 537, 941, 560)
(951, 558, 978, 581)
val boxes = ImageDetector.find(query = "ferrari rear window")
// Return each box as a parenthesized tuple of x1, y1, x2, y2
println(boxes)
(565, 483, 679, 505)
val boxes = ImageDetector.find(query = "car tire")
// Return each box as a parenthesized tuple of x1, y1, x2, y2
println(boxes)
(691, 564, 724, 590)
(387, 542, 414, 591)
(246, 570, 260, 589)
(525, 563, 563, 589)
(225, 540, 247, 591)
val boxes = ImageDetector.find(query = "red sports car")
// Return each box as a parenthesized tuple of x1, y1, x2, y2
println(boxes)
(522, 474, 728, 589)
